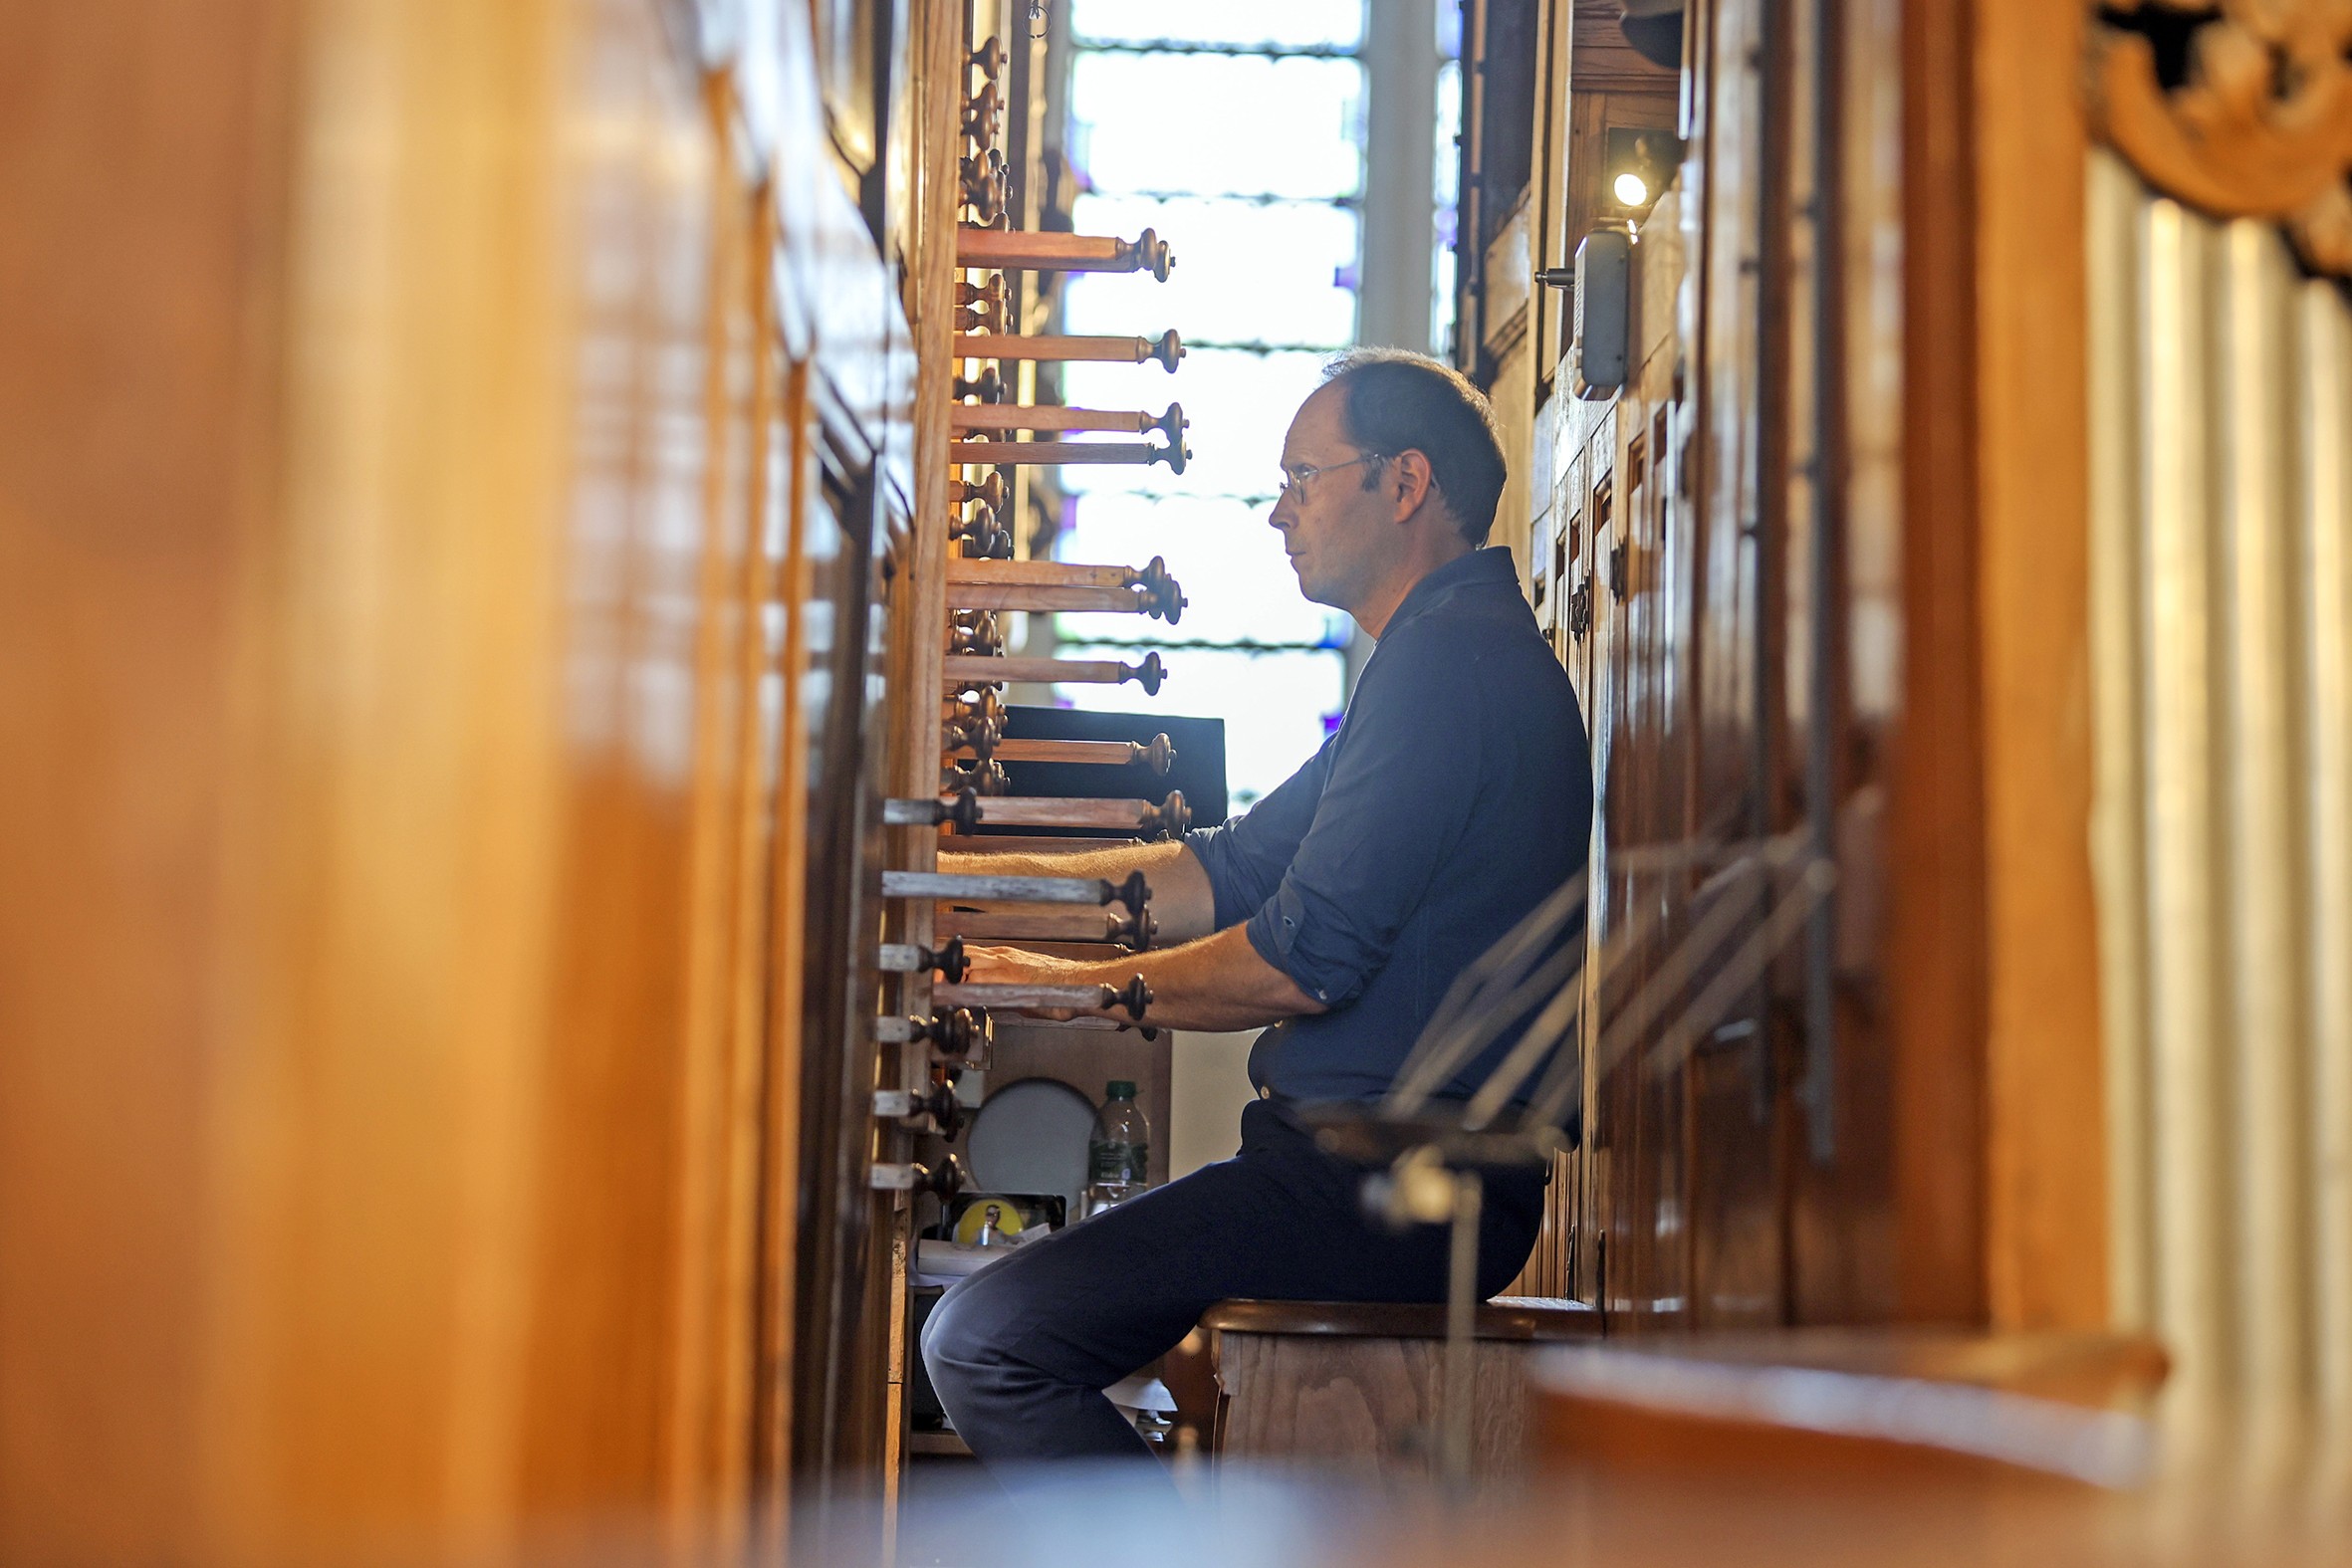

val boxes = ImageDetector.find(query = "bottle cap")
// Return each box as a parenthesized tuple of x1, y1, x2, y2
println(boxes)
(1105, 1079, 1136, 1099)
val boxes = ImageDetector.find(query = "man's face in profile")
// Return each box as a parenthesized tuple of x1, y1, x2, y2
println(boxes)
(1271, 382, 1390, 612)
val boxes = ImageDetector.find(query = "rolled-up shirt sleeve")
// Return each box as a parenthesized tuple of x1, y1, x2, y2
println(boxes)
(1182, 732, 1334, 931)
(1245, 625, 1488, 1008)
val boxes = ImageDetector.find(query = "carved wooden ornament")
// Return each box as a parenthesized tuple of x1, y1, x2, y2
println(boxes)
(2088, 0, 2352, 279)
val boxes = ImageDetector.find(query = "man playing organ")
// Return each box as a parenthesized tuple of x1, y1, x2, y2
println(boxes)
(921, 349, 1594, 1474)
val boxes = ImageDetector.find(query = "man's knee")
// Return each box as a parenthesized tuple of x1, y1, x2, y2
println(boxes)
(920, 1275, 1008, 1392)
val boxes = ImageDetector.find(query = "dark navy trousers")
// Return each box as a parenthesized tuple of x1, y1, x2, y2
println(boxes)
(919, 1099, 1546, 1471)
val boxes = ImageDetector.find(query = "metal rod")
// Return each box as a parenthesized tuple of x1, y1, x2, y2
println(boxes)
(1386, 869, 1593, 1111)
(1749, 0, 1793, 1148)
(943, 652, 1167, 694)
(1647, 862, 1838, 1081)
(956, 226, 1173, 281)
(1586, 842, 1803, 1084)
(1459, 955, 1590, 1130)
(1441, 1172, 1483, 1486)
(957, 331, 1183, 371)
(1801, 0, 1847, 1167)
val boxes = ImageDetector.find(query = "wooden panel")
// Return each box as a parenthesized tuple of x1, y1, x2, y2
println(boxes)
(751, 355, 819, 1559)
(213, 0, 718, 1552)
(1674, 0, 1786, 1332)
(1885, 0, 1990, 1325)
(787, 448, 888, 1497)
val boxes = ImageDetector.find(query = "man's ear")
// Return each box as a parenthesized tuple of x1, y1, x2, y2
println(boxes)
(1390, 449, 1437, 519)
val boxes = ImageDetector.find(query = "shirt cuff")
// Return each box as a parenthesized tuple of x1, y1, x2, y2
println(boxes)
(1245, 884, 1355, 1008)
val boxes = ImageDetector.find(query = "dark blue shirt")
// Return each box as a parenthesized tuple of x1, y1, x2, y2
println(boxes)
(1185, 547, 1592, 1104)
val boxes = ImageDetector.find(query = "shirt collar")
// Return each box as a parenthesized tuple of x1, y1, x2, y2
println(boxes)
(1383, 546, 1517, 636)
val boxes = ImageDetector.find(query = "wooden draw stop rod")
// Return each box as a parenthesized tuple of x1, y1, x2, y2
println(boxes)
(949, 734, 1176, 773)
(935, 976, 1152, 1021)
(952, 403, 1186, 443)
(881, 866, 1151, 916)
(939, 834, 1136, 855)
(932, 904, 1157, 950)
(957, 331, 1183, 371)
(945, 584, 1181, 619)
(944, 651, 1167, 694)
(948, 438, 1188, 473)
(957, 226, 1174, 281)
(945, 560, 1186, 621)
(884, 789, 1190, 839)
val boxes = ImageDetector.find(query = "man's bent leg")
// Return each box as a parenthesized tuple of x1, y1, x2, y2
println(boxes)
(920, 1153, 1265, 1467)
(919, 1101, 1545, 1470)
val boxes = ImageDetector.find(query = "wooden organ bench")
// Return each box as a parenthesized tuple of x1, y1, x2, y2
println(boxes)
(1199, 1295, 1601, 1480)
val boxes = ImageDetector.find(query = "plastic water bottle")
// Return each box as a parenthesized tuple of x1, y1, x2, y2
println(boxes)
(1084, 1080, 1150, 1218)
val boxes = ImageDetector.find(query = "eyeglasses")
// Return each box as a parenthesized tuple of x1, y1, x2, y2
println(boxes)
(1276, 450, 1389, 500)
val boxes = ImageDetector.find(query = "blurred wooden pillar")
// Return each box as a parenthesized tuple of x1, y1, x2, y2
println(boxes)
(0, 1, 300, 1557)
(0, 0, 858, 1559)
(1969, 0, 2107, 1330)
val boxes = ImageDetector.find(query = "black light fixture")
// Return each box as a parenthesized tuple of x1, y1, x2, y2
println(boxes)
(1618, 0, 1686, 71)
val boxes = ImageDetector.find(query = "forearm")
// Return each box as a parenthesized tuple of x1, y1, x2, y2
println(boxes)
(1060, 924, 1321, 1033)
(937, 836, 1217, 944)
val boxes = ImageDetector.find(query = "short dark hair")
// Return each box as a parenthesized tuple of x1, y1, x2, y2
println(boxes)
(1320, 349, 1509, 545)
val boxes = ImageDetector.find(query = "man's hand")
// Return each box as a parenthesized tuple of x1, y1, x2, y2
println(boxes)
(958, 944, 1099, 1019)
